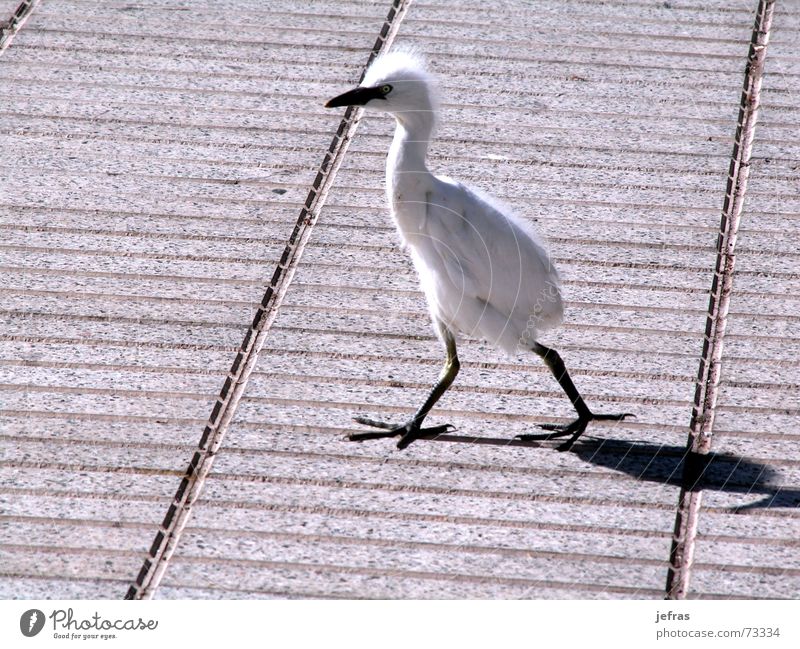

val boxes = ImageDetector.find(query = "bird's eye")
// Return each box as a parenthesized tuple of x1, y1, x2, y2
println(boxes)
(381, 84, 393, 95)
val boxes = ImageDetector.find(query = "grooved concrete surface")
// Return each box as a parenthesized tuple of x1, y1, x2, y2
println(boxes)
(1, 0, 798, 600)
(689, 0, 800, 599)
(0, 1, 19, 20)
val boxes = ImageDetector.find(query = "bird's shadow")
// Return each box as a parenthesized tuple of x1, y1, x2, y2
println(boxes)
(436, 432, 798, 511)
(565, 437, 800, 511)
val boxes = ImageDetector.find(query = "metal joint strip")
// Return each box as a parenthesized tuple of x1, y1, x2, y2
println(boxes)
(125, 0, 413, 600)
(665, 0, 776, 601)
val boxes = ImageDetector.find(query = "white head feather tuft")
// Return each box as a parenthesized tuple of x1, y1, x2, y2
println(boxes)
(360, 47, 440, 124)
(362, 47, 430, 87)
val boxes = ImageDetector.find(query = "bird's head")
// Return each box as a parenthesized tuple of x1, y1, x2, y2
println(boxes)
(325, 49, 438, 123)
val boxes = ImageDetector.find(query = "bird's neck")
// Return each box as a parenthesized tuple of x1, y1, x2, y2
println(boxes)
(387, 112, 435, 180)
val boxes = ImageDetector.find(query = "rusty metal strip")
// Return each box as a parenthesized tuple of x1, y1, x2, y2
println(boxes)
(0, 0, 38, 51)
(665, 0, 776, 600)
(124, 0, 413, 600)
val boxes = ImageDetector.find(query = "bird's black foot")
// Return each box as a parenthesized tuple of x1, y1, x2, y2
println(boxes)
(348, 416, 454, 449)
(516, 412, 634, 452)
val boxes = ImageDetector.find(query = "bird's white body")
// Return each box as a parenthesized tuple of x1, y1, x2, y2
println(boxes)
(326, 48, 631, 449)
(373, 52, 563, 355)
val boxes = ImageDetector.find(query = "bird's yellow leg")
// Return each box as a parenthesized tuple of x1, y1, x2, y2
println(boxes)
(517, 342, 634, 451)
(350, 327, 459, 449)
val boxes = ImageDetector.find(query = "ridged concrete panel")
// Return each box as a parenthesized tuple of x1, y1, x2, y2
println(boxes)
(162, 0, 767, 599)
(688, 0, 800, 600)
(3, 0, 798, 601)
(0, 0, 386, 597)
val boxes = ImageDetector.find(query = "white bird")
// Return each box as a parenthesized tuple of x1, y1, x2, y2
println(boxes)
(325, 50, 632, 451)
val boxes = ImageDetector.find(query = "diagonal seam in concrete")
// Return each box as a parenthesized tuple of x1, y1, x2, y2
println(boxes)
(665, 0, 776, 601)
(0, 0, 38, 51)
(123, 0, 414, 601)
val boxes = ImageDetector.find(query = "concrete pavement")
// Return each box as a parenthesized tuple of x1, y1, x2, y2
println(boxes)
(1, 0, 798, 599)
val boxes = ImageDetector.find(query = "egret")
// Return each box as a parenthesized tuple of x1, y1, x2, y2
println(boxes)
(325, 50, 633, 452)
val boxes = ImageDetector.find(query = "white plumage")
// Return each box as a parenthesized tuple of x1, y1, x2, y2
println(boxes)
(409, 177, 563, 355)
(326, 49, 631, 451)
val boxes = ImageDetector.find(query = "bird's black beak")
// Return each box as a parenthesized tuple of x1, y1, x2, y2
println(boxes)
(325, 85, 384, 108)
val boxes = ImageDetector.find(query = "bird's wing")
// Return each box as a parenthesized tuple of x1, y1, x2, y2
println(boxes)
(424, 178, 563, 331)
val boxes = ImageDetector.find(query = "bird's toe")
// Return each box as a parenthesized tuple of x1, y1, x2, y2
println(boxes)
(421, 423, 456, 436)
(353, 416, 400, 430)
(592, 412, 636, 422)
(537, 422, 573, 433)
